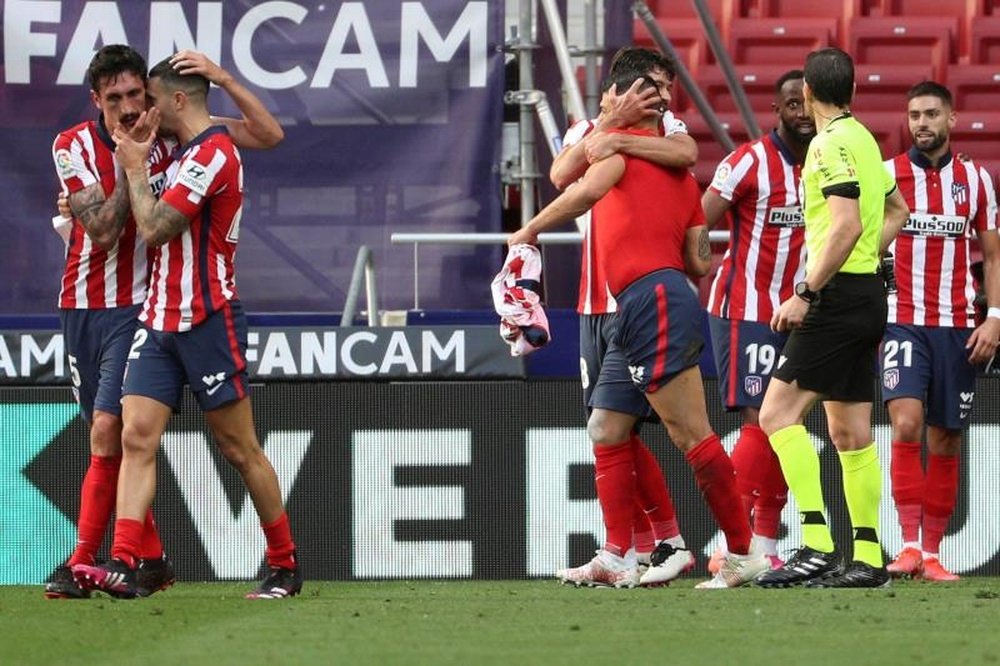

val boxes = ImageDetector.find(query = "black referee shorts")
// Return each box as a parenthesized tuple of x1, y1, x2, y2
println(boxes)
(773, 272, 887, 402)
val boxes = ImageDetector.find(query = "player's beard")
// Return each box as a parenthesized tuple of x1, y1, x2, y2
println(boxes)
(781, 116, 816, 146)
(912, 129, 947, 154)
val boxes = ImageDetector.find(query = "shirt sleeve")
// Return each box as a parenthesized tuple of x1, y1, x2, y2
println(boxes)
(974, 164, 998, 233)
(562, 119, 595, 148)
(686, 174, 707, 228)
(663, 111, 688, 136)
(52, 133, 97, 194)
(161, 144, 227, 219)
(810, 135, 859, 194)
(883, 159, 897, 197)
(708, 145, 754, 202)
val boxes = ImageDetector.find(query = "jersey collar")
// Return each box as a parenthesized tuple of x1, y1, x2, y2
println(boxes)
(768, 129, 801, 165)
(908, 145, 952, 170)
(172, 125, 230, 160)
(95, 115, 117, 152)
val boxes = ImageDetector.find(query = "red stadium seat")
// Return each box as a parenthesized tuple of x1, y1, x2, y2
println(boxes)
(970, 17, 1000, 63)
(950, 116, 1000, 160)
(848, 16, 958, 81)
(646, 0, 734, 25)
(692, 64, 796, 116)
(728, 18, 837, 66)
(633, 18, 711, 76)
(877, 0, 984, 58)
(851, 65, 934, 113)
(947, 65, 1000, 112)
(738, 0, 859, 41)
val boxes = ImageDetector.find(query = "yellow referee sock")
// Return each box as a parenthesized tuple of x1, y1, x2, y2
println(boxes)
(839, 443, 883, 568)
(770, 424, 835, 553)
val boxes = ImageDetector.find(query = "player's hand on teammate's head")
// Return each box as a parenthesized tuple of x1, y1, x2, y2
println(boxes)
(171, 50, 231, 86)
(604, 78, 660, 128)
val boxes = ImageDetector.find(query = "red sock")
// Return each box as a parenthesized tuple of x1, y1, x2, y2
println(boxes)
(922, 453, 959, 554)
(891, 441, 924, 543)
(139, 508, 164, 560)
(630, 435, 680, 540)
(633, 502, 656, 554)
(593, 444, 636, 557)
(262, 513, 297, 570)
(67, 455, 121, 567)
(110, 518, 144, 569)
(730, 425, 771, 523)
(685, 434, 752, 555)
(753, 443, 788, 540)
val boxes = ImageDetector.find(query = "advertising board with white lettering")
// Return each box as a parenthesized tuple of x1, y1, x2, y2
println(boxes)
(4, 380, 999, 584)
(1, 0, 504, 315)
(0, 326, 522, 383)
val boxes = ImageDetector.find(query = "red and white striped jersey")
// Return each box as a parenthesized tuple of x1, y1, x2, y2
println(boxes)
(561, 112, 688, 315)
(52, 119, 173, 309)
(707, 130, 807, 322)
(885, 149, 997, 327)
(142, 126, 244, 332)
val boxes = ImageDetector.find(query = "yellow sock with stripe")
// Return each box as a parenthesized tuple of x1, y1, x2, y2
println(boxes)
(839, 443, 883, 567)
(769, 424, 834, 553)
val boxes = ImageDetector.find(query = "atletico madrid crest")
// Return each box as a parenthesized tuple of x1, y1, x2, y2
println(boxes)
(952, 182, 968, 206)
(883, 368, 900, 390)
(744, 375, 763, 397)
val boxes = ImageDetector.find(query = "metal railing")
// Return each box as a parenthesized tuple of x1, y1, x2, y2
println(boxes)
(341, 245, 379, 327)
(389, 231, 731, 310)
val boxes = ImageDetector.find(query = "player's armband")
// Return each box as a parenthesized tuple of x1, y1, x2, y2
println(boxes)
(821, 182, 860, 199)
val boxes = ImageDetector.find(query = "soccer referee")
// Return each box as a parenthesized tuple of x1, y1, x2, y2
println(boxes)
(755, 48, 910, 588)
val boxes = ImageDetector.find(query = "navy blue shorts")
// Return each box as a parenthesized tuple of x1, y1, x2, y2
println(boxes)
(600, 269, 703, 396)
(709, 315, 788, 411)
(60, 305, 141, 422)
(122, 301, 250, 412)
(880, 323, 977, 430)
(583, 313, 654, 418)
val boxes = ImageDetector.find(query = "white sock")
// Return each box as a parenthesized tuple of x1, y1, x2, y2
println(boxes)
(922, 550, 939, 561)
(903, 540, 921, 551)
(665, 535, 686, 549)
(755, 535, 778, 556)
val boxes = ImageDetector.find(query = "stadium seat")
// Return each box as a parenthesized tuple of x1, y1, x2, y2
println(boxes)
(684, 112, 759, 187)
(633, 18, 711, 75)
(946, 65, 1000, 112)
(691, 64, 794, 117)
(949, 116, 1000, 161)
(875, 0, 983, 59)
(728, 18, 837, 66)
(738, 0, 859, 41)
(851, 65, 934, 113)
(646, 0, 733, 26)
(970, 17, 1000, 63)
(848, 17, 958, 81)
(855, 111, 907, 157)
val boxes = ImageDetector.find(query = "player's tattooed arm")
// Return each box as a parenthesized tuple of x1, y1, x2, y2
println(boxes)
(683, 224, 712, 277)
(68, 178, 130, 249)
(124, 172, 190, 247)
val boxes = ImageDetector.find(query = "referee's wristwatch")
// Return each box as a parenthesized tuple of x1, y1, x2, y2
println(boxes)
(794, 281, 818, 304)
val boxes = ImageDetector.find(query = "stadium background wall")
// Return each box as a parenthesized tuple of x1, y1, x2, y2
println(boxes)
(3, 379, 1000, 585)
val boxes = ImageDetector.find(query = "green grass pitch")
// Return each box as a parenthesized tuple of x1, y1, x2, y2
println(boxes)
(2, 578, 999, 665)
